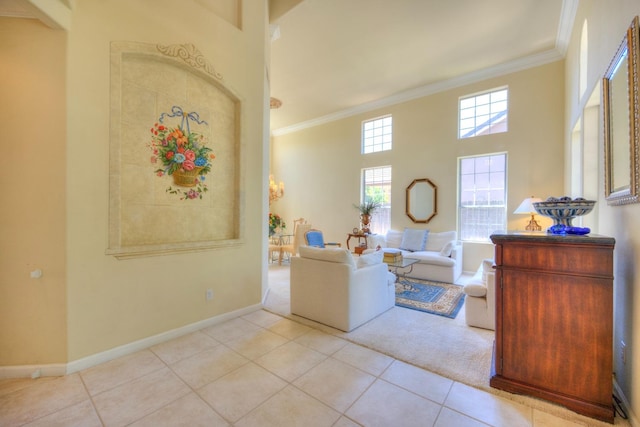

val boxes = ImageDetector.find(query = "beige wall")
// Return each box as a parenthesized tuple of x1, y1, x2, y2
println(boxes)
(0, 0, 268, 367)
(0, 18, 68, 366)
(564, 0, 640, 422)
(271, 61, 565, 272)
(64, 0, 267, 361)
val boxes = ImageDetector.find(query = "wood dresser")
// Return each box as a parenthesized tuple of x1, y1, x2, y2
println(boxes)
(490, 232, 615, 423)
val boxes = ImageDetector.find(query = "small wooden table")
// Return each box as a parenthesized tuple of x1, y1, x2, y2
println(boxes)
(346, 233, 372, 250)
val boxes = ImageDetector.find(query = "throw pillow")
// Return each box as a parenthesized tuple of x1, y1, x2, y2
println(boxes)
(385, 229, 404, 248)
(399, 228, 429, 252)
(439, 241, 453, 257)
(357, 250, 384, 268)
(425, 231, 457, 252)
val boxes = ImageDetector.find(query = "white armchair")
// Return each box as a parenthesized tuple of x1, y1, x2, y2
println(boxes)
(463, 259, 495, 330)
(290, 246, 395, 332)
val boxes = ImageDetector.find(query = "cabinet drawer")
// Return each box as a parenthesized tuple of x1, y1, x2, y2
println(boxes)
(499, 241, 613, 277)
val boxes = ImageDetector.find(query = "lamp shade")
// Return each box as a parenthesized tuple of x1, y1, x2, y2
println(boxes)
(514, 197, 543, 214)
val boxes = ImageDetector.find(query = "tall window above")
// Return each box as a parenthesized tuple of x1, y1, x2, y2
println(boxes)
(459, 87, 508, 139)
(362, 115, 392, 153)
(362, 166, 391, 235)
(458, 153, 507, 242)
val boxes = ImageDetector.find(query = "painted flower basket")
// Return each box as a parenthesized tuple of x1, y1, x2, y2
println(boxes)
(172, 166, 204, 187)
(149, 106, 216, 200)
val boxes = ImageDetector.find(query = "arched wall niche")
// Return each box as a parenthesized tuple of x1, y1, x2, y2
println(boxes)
(107, 42, 243, 259)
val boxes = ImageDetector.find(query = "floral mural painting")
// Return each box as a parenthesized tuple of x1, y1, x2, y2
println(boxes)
(109, 42, 240, 257)
(149, 106, 215, 200)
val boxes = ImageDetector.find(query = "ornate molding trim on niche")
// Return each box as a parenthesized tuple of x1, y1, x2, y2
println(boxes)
(156, 43, 224, 81)
(107, 41, 242, 259)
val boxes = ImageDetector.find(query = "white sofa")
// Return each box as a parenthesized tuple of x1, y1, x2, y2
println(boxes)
(463, 259, 495, 330)
(365, 229, 463, 283)
(290, 246, 396, 332)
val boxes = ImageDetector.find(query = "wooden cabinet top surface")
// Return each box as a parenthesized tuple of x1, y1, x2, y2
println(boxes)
(490, 231, 615, 246)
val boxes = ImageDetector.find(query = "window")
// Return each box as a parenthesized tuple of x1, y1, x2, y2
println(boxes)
(362, 166, 391, 235)
(458, 153, 507, 242)
(362, 115, 392, 153)
(459, 87, 508, 139)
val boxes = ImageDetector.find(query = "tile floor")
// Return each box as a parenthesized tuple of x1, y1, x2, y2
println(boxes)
(0, 309, 626, 426)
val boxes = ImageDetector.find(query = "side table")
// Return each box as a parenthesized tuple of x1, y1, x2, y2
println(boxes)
(346, 233, 373, 250)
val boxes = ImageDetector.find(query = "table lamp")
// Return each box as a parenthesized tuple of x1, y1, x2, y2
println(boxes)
(514, 197, 543, 231)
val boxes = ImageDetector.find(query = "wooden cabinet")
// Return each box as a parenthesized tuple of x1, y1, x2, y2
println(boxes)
(490, 232, 615, 423)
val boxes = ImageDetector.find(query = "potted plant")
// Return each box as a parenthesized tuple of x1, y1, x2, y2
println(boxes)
(268, 213, 286, 237)
(354, 200, 381, 234)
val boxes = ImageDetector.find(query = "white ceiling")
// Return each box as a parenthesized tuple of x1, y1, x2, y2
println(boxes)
(269, 0, 577, 135)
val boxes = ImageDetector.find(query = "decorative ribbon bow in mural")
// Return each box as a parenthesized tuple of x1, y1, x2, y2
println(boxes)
(149, 106, 215, 200)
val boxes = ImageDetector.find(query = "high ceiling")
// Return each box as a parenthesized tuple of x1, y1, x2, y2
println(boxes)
(0, 0, 576, 136)
(269, 0, 576, 135)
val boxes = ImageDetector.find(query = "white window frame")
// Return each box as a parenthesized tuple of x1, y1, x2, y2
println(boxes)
(362, 115, 392, 154)
(361, 166, 391, 235)
(457, 153, 507, 242)
(458, 87, 508, 139)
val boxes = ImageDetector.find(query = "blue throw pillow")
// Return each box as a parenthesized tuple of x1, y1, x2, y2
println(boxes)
(399, 228, 429, 252)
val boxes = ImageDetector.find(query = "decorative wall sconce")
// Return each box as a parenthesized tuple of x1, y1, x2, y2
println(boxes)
(514, 197, 543, 231)
(269, 174, 284, 205)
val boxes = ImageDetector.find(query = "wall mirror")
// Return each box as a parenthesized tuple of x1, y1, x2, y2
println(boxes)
(603, 16, 639, 205)
(406, 178, 437, 223)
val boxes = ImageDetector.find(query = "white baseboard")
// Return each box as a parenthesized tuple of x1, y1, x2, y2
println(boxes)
(0, 304, 263, 379)
(614, 378, 639, 426)
(0, 364, 67, 379)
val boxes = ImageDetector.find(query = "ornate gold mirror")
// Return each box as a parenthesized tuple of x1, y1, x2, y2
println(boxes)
(604, 16, 639, 205)
(406, 178, 437, 223)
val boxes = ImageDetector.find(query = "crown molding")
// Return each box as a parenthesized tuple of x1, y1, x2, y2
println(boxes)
(555, 0, 579, 55)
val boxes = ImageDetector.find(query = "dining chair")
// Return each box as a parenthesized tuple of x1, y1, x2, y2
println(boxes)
(279, 220, 311, 265)
(304, 229, 342, 248)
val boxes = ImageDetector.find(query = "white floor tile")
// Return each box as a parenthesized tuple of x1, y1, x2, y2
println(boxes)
(150, 331, 219, 365)
(80, 350, 165, 396)
(225, 328, 289, 360)
(254, 340, 327, 382)
(435, 407, 491, 427)
(127, 393, 230, 427)
(332, 342, 394, 376)
(92, 367, 191, 427)
(235, 385, 341, 427)
(346, 379, 441, 427)
(198, 363, 287, 422)
(170, 345, 249, 389)
(294, 328, 349, 355)
(445, 382, 533, 427)
(294, 357, 375, 412)
(381, 359, 453, 404)
(22, 399, 102, 427)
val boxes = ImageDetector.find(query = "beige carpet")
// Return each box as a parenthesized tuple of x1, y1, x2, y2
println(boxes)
(265, 264, 492, 389)
(265, 264, 626, 427)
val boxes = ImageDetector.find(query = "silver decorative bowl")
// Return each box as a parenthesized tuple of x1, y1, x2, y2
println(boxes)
(532, 197, 596, 227)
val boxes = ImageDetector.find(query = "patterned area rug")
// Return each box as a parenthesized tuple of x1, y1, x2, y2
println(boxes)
(395, 279, 465, 319)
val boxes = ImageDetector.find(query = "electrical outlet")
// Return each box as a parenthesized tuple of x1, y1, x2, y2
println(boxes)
(621, 341, 627, 364)
(206, 289, 214, 301)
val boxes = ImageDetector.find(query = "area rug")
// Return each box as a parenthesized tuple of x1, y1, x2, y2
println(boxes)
(395, 279, 465, 319)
